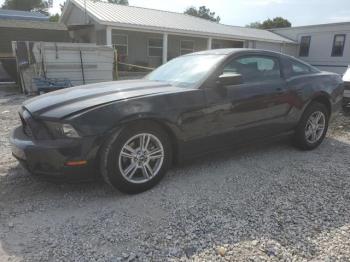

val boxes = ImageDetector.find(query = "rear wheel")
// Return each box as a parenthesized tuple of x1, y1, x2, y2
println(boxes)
(293, 102, 329, 150)
(100, 122, 172, 194)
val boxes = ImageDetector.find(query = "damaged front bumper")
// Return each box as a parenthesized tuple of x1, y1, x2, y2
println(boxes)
(10, 126, 101, 181)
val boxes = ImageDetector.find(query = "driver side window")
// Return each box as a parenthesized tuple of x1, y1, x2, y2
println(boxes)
(223, 55, 281, 84)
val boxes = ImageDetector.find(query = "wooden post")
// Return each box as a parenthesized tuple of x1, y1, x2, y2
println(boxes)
(114, 49, 119, 80)
(13, 42, 24, 93)
(79, 50, 85, 85)
(40, 42, 47, 79)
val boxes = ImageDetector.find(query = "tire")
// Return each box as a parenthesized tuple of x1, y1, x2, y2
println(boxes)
(293, 102, 329, 150)
(100, 121, 172, 194)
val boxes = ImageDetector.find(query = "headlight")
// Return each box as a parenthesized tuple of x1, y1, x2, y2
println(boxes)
(45, 122, 80, 138)
(62, 124, 80, 138)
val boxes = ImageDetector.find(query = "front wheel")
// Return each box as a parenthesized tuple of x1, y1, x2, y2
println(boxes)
(293, 102, 329, 150)
(100, 122, 172, 194)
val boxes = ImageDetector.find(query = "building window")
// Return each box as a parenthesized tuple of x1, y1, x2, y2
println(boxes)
(148, 38, 163, 57)
(331, 34, 346, 57)
(180, 40, 194, 55)
(299, 36, 311, 57)
(112, 34, 128, 56)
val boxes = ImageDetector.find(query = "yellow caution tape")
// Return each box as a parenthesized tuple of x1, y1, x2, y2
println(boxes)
(118, 62, 155, 71)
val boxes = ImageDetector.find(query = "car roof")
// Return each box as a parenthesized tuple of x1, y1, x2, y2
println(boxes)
(185, 48, 321, 73)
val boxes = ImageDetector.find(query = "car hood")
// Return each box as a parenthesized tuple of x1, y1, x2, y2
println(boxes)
(23, 80, 186, 119)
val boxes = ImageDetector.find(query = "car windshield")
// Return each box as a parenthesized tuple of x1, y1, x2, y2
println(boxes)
(146, 54, 225, 88)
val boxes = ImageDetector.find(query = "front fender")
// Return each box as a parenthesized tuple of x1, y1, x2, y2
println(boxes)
(67, 95, 183, 139)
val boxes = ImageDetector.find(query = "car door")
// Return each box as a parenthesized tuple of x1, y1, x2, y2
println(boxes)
(203, 54, 292, 143)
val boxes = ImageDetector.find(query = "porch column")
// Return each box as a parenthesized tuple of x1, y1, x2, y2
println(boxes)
(162, 33, 168, 64)
(106, 26, 112, 46)
(207, 37, 212, 50)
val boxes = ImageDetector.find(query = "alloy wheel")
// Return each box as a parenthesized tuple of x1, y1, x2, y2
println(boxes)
(118, 133, 164, 184)
(304, 111, 326, 144)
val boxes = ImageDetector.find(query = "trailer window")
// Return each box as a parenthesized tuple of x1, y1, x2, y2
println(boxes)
(331, 34, 346, 57)
(299, 36, 311, 57)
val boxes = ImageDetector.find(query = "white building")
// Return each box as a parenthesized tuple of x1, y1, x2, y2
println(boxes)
(60, 0, 295, 68)
(273, 22, 350, 74)
(60, 0, 349, 75)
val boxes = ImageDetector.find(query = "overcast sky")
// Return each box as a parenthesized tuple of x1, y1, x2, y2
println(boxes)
(1, 0, 350, 27)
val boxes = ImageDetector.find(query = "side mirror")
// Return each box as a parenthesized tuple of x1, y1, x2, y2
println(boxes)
(217, 73, 242, 86)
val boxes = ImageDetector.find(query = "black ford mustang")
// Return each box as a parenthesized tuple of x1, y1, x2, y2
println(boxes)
(11, 49, 344, 193)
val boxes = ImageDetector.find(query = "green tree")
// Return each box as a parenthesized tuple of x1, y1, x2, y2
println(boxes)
(107, 0, 129, 5)
(1, 0, 48, 11)
(49, 13, 60, 22)
(184, 6, 220, 23)
(246, 17, 291, 29)
(246, 21, 263, 29)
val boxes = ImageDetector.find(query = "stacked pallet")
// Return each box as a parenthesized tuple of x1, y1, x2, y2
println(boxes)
(13, 41, 114, 94)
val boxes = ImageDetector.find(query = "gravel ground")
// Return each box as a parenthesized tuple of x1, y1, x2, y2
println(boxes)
(0, 88, 350, 261)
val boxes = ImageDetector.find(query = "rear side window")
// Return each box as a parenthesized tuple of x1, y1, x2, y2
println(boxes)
(282, 58, 316, 78)
(292, 62, 310, 74)
(223, 55, 281, 83)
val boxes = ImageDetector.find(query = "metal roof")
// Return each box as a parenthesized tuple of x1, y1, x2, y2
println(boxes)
(271, 21, 350, 31)
(191, 48, 286, 56)
(0, 9, 49, 21)
(0, 19, 67, 30)
(67, 0, 295, 44)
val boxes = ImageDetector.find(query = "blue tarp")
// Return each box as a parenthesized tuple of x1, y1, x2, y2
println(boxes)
(0, 9, 48, 21)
